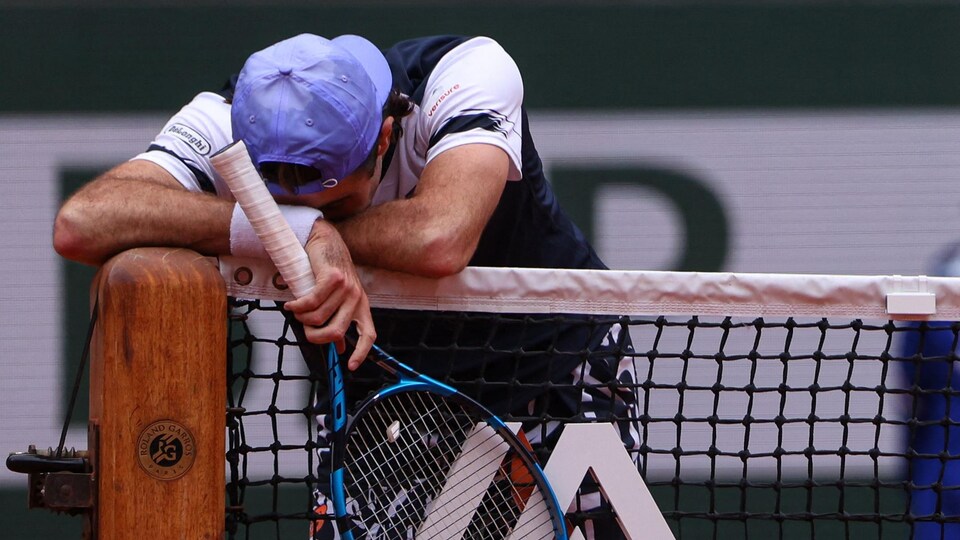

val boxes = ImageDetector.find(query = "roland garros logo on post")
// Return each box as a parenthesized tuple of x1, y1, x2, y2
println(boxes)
(137, 420, 196, 480)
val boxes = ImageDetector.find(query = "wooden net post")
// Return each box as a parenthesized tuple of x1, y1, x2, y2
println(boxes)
(88, 248, 226, 539)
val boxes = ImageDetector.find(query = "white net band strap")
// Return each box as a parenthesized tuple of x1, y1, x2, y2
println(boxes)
(215, 255, 960, 320)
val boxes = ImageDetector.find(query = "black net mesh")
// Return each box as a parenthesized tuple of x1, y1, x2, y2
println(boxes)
(224, 297, 960, 539)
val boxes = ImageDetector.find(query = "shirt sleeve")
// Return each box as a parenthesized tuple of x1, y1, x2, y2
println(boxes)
(418, 37, 524, 181)
(131, 92, 235, 197)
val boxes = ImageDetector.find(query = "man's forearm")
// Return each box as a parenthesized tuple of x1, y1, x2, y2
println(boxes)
(53, 161, 233, 266)
(334, 199, 447, 276)
(334, 188, 494, 278)
(335, 144, 508, 277)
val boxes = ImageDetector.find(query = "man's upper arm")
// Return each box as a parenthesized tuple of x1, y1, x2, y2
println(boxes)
(132, 91, 233, 196)
(416, 143, 510, 210)
(418, 37, 524, 181)
(355, 38, 522, 273)
(98, 158, 190, 189)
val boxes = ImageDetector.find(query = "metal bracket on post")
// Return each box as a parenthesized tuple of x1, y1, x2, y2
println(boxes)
(6, 446, 93, 515)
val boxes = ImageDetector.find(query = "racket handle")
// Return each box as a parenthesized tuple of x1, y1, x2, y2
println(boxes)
(211, 141, 316, 299)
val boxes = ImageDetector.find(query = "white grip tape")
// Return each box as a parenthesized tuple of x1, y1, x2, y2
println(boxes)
(211, 141, 315, 299)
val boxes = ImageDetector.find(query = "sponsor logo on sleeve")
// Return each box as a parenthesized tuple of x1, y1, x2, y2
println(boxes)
(166, 123, 212, 155)
(428, 84, 461, 117)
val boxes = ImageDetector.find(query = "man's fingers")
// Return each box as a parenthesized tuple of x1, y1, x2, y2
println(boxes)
(302, 297, 376, 371)
(347, 328, 376, 371)
(283, 269, 347, 312)
(302, 316, 350, 346)
(285, 274, 355, 328)
(347, 304, 377, 371)
(301, 286, 362, 343)
(293, 289, 346, 327)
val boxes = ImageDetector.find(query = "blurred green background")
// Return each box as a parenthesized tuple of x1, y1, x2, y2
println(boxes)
(4, 2, 960, 114)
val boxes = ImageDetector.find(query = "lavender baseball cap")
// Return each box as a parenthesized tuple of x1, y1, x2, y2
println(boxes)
(231, 33, 392, 185)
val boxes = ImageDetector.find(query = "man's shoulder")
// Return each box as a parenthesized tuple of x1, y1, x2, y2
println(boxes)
(384, 35, 471, 63)
(384, 36, 510, 102)
(181, 91, 231, 115)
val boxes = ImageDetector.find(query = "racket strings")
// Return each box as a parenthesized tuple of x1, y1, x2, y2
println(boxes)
(358, 391, 465, 486)
(414, 432, 558, 540)
(342, 391, 558, 539)
(349, 393, 455, 489)
(459, 452, 555, 540)
(344, 392, 473, 537)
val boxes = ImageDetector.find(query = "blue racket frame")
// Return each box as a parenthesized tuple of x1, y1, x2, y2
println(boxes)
(324, 343, 569, 540)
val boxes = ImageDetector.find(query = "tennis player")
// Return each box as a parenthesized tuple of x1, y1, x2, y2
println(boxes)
(54, 33, 639, 538)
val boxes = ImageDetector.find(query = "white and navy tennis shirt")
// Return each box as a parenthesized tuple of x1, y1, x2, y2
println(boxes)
(135, 35, 605, 273)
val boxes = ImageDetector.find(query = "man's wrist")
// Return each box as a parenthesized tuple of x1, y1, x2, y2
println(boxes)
(229, 203, 324, 258)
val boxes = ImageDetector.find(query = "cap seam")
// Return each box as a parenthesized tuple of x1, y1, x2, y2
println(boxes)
(294, 73, 366, 142)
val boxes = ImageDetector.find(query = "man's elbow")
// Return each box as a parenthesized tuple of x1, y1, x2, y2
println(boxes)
(416, 232, 473, 278)
(53, 206, 104, 266)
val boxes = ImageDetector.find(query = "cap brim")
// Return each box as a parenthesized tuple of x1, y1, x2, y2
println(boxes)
(333, 35, 392, 109)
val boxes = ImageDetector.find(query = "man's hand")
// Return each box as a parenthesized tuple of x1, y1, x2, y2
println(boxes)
(282, 219, 375, 370)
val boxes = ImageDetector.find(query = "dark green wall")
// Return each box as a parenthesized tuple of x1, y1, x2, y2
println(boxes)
(2, 4, 959, 114)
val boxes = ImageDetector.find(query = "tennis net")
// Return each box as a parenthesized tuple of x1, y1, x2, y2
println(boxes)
(219, 258, 960, 539)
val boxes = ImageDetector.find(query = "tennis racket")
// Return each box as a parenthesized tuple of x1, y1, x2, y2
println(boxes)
(211, 141, 568, 540)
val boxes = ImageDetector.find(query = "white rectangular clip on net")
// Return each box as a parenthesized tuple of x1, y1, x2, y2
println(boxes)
(886, 275, 937, 316)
